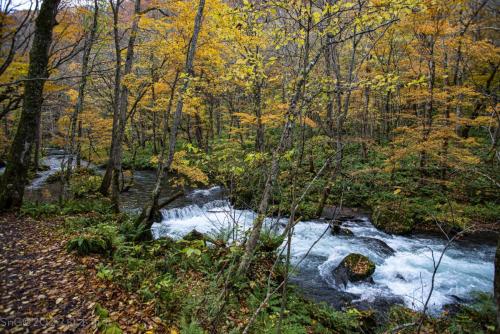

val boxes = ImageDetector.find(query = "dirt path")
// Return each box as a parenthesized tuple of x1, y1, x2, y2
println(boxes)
(0, 214, 164, 333)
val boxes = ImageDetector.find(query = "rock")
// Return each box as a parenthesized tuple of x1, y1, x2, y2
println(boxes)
(333, 253, 376, 288)
(182, 229, 226, 248)
(182, 229, 206, 242)
(338, 215, 355, 222)
(359, 237, 395, 256)
(449, 294, 467, 303)
(395, 273, 405, 281)
(330, 222, 354, 236)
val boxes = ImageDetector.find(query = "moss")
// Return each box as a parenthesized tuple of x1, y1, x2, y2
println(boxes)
(342, 253, 376, 280)
(372, 202, 414, 235)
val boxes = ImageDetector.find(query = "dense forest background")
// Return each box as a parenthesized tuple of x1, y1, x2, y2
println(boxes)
(0, 0, 499, 332)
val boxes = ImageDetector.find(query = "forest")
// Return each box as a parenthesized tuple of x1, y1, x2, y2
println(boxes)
(0, 0, 499, 332)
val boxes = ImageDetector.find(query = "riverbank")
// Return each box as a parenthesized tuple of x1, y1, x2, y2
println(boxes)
(0, 212, 168, 333)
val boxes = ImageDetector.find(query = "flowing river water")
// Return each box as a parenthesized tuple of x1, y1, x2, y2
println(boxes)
(5, 151, 495, 314)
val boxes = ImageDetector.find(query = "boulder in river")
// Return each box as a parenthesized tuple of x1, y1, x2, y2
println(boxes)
(329, 222, 354, 236)
(333, 253, 376, 288)
(359, 237, 395, 256)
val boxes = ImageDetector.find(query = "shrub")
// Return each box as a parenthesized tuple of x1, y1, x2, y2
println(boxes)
(20, 202, 60, 218)
(67, 224, 118, 256)
(67, 233, 114, 256)
(70, 175, 102, 197)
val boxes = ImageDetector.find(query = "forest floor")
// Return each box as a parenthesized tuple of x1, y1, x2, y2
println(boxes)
(0, 213, 167, 334)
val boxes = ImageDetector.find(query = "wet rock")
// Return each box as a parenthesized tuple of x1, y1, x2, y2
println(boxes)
(449, 294, 467, 303)
(182, 229, 226, 248)
(395, 273, 406, 281)
(330, 222, 354, 236)
(353, 296, 406, 324)
(333, 253, 376, 288)
(359, 237, 395, 256)
(442, 303, 463, 317)
(289, 259, 357, 309)
(182, 229, 206, 242)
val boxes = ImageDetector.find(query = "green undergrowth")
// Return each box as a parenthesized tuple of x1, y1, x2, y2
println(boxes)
(380, 292, 496, 334)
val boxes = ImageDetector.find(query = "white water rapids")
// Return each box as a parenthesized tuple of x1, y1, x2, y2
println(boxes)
(152, 186, 495, 313)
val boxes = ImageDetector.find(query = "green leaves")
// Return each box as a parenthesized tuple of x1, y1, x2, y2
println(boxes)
(183, 247, 202, 257)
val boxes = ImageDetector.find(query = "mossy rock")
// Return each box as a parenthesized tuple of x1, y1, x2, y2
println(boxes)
(182, 229, 207, 242)
(333, 253, 376, 287)
(330, 221, 354, 236)
(372, 203, 413, 235)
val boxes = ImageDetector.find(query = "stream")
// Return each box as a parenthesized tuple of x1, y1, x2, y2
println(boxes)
(151, 187, 495, 314)
(6, 151, 495, 314)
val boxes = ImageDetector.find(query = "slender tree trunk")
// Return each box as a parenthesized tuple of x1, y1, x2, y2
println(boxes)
(110, 0, 141, 211)
(137, 71, 179, 224)
(419, 40, 435, 183)
(0, 0, 60, 211)
(99, 0, 122, 195)
(194, 112, 203, 148)
(361, 86, 370, 161)
(66, 0, 99, 180)
(254, 79, 264, 152)
(237, 44, 324, 276)
(98, 0, 141, 210)
(76, 119, 82, 167)
(138, 0, 206, 228)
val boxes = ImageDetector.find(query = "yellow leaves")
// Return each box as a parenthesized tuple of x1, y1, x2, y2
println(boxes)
(66, 89, 79, 104)
(234, 112, 256, 125)
(468, 116, 495, 127)
(172, 151, 208, 185)
(122, 73, 141, 91)
(311, 11, 322, 25)
(303, 117, 317, 128)
(262, 113, 285, 128)
(150, 155, 161, 167)
(154, 82, 170, 95)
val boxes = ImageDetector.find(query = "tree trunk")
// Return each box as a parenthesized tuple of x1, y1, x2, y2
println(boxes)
(138, 0, 206, 228)
(0, 0, 60, 211)
(99, 0, 141, 211)
(99, 0, 122, 196)
(66, 0, 99, 180)
(237, 43, 324, 276)
(254, 79, 264, 152)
